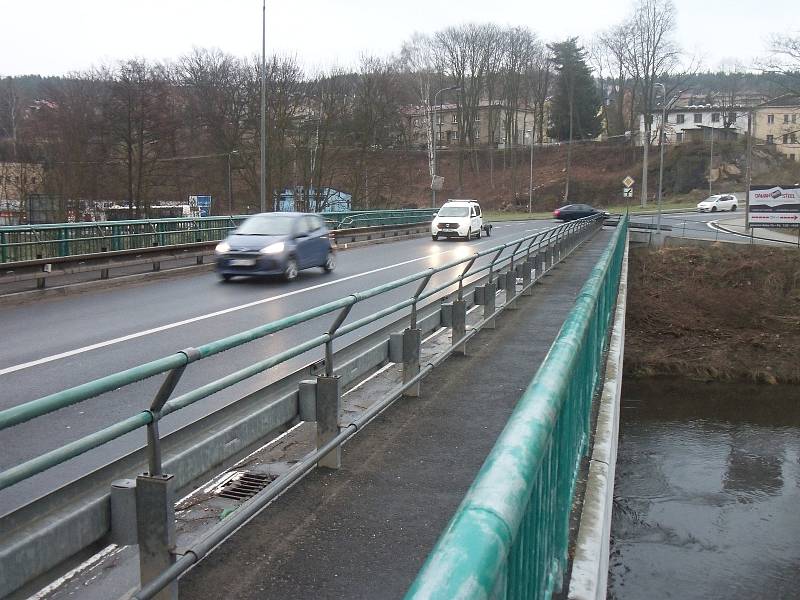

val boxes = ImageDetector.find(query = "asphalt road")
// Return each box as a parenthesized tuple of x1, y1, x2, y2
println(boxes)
(0, 219, 560, 515)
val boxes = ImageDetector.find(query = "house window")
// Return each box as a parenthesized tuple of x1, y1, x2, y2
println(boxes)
(676, 132, 684, 143)
(766, 135, 774, 144)
(767, 114, 774, 124)
(694, 113, 702, 123)
(474, 114, 480, 121)
(436, 115, 442, 125)
(792, 133, 798, 144)
(711, 113, 720, 122)
(452, 130, 459, 140)
(664, 113, 670, 123)
(413, 118, 420, 127)
(729, 111, 736, 122)
(451, 114, 458, 124)
(783, 134, 789, 144)
(790, 154, 796, 161)
(784, 114, 790, 123)
(676, 114, 685, 124)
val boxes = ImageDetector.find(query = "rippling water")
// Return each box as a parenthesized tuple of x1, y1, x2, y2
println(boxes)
(609, 379, 800, 599)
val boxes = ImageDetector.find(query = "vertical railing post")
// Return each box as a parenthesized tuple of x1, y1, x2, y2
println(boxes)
(403, 272, 432, 397)
(451, 297, 467, 355)
(136, 348, 197, 600)
(484, 247, 504, 329)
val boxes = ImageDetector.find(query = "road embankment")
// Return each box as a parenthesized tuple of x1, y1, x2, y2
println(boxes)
(624, 244, 800, 384)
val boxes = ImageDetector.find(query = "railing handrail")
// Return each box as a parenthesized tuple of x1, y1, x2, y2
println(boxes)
(0, 216, 604, 494)
(404, 214, 628, 599)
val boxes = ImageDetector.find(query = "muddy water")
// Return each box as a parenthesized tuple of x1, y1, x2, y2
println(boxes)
(609, 379, 800, 599)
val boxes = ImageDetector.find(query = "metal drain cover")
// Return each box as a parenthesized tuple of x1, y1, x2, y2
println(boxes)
(214, 471, 275, 501)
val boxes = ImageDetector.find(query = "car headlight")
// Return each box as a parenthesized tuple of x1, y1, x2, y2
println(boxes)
(260, 241, 285, 254)
(215, 241, 230, 254)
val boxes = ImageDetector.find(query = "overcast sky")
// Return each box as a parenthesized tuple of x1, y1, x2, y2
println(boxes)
(0, 0, 788, 77)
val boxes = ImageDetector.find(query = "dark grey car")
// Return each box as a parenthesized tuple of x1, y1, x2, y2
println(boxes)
(215, 213, 335, 281)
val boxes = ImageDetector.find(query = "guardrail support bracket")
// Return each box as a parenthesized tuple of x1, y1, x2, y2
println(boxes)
(135, 472, 177, 600)
(522, 260, 533, 296)
(316, 376, 341, 469)
(402, 328, 422, 397)
(452, 299, 467, 355)
(298, 380, 317, 421)
(111, 478, 138, 546)
(483, 282, 497, 329)
(505, 267, 518, 310)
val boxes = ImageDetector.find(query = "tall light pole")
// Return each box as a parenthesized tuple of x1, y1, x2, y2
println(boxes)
(654, 82, 667, 237)
(259, 0, 267, 213)
(227, 149, 239, 215)
(525, 129, 534, 213)
(431, 85, 458, 207)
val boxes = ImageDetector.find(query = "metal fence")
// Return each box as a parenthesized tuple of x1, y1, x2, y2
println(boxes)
(0, 215, 607, 598)
(0, 209, 440, 264)
(405, 214, 628, 600)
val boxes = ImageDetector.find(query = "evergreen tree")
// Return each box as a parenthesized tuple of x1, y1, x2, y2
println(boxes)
(547, 39, 600, 141)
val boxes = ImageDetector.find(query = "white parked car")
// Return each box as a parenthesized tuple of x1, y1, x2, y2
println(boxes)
(697, 194, 738, 212)
(431, 200, 492, 241)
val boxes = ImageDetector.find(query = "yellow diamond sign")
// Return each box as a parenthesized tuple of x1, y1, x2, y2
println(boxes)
(622, 176, 635, 188)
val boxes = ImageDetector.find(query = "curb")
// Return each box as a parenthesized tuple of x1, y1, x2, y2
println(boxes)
(567, 236, 628, 600)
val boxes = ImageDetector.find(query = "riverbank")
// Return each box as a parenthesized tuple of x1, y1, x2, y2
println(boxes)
(624, 244, 800, 384)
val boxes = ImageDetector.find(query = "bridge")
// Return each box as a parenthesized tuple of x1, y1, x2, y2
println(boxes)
(0, 209, 658, 599)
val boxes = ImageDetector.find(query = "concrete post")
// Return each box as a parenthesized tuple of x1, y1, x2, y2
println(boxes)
(135, 473, 177, 600)
(505, 266, 517, 309)
(484, 281, 497, 329)
(315, 375, 341, 469)
(451, 299, 467, 355)
(402, 328, 422, 396)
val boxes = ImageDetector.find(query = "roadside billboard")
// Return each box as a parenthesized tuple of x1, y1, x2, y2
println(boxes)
(188, 195, 213, 218)
(748, 185, 800, 228)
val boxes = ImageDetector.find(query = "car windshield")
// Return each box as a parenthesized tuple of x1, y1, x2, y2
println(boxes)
(438, 206, 470, 217)
(235, 215, 295, 236)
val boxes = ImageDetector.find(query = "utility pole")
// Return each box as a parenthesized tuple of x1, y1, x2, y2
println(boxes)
(431, 86, 458, 207)
(654, 83, 666, 237)
(745, 110, 753, 238)
(564, 76, 574, 203)
(259, 0, 267, 213)
(641, 114, 649, 208)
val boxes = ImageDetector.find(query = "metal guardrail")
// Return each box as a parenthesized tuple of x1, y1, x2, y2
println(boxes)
(405, 214, 628, 600)
(0, 209, 440, 264)
(0, 215, 605, 598)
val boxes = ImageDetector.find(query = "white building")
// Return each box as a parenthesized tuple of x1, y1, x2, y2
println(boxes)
(637, 105, 750, 145)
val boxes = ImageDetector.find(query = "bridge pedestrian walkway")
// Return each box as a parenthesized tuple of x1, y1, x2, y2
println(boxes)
(180, 230, 614, 599)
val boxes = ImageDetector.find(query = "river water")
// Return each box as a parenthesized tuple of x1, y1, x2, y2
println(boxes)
(609, 379, 800, 599)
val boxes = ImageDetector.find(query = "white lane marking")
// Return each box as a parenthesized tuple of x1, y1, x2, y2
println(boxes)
(31, 544, 122, 598)
(1, 228, 532, 376)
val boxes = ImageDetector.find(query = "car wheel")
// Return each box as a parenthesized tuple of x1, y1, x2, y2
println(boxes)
(283, 256, 298, 281)
(432, 233, 438, 241)
(485, 225, 491, 237)
(711, 206, 717, 212)
(731, 205, 737, 211)
(323, 251, 336, 273)
(220, 274, 232, 282)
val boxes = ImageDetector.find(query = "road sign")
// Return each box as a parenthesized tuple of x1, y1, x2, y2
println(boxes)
(622, 175, 635, 188)
(623, 187, 633, 198)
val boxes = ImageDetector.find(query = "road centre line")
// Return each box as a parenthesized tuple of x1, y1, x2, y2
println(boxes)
(0, 227, 535, 376)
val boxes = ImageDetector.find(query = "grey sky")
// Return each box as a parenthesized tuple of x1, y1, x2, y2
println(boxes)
(0, 0, 787, 77)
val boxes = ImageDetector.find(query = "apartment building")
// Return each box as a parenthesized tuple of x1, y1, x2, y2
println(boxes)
(752, 94, 800, 161)
(403, 101, 541, 148)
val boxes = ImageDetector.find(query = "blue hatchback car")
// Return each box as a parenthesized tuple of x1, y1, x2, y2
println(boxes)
(215, 213, 335, 281)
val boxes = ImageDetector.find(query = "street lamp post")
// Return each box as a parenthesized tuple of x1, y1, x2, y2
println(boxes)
(431, 85, 458, 207)
(525, 129, 534, 213)
(654, 82, 667, 237)
(259, 0, 267, 213)
(227, 150, 239, 215)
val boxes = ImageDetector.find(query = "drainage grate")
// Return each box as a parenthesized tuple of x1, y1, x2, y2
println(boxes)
(216, 471, 274, 501)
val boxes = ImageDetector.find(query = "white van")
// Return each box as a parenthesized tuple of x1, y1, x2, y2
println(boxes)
(431, 200, 492, 241)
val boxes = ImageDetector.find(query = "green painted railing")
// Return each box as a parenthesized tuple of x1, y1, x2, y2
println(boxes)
(405, 215, 627, 600)
(0, 217, 604, 493)
(0, 209, 440, 264)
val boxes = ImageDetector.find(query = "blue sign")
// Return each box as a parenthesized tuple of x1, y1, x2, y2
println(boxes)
(196, 195, 212, 217)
